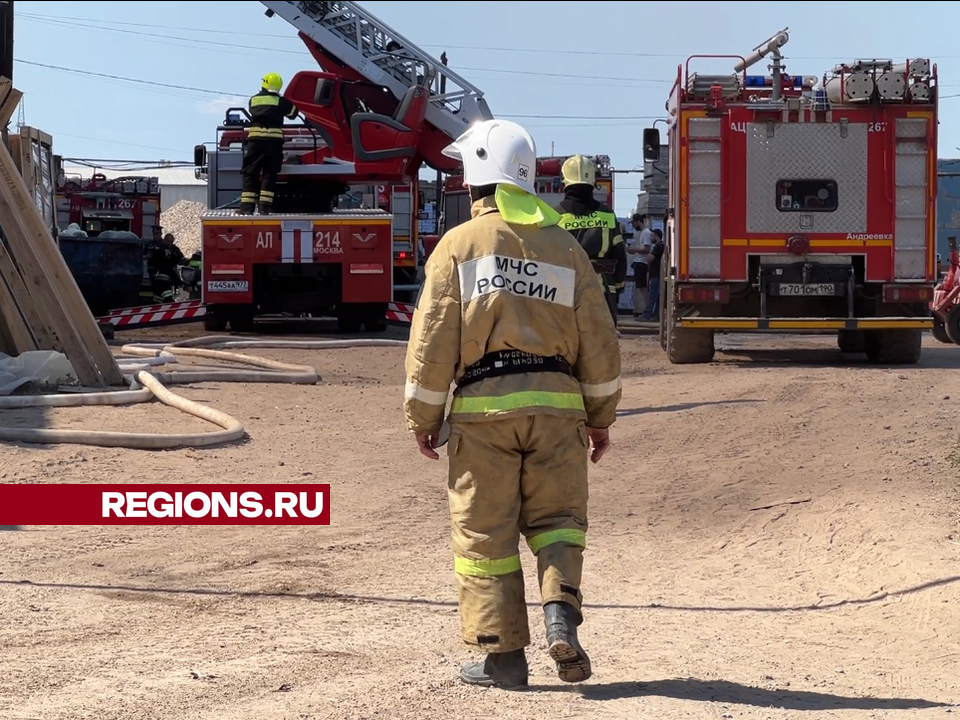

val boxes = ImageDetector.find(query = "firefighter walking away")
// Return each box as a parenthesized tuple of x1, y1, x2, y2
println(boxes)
(555, 154, 627, 328)
(403, 119, 622, 689)
(238, 72, 299, 216)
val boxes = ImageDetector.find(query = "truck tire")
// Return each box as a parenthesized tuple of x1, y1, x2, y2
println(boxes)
(837, 329, 865, 353)
(204, 312, 228, 332)
(228, 307, 255, 334)
(863, 329, 922, 364)
(945, 306, 960, 345)
(336, 305, 363, 333)
(932, 317, 953, 344)
(664, 278, 715, 364)
(363, 303, 387, 333)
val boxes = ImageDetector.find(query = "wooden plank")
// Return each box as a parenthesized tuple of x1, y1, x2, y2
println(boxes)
(0, 182, 100, 381)
(0, 235, 50, 348)
(0, 266, 36, 354)
(0, 78, 21, 126)
(0, 132, 124, 387)
(6, 134, 19, 172)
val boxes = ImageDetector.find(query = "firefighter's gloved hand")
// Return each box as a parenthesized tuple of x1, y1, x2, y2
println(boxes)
(585, 426, 610, 464)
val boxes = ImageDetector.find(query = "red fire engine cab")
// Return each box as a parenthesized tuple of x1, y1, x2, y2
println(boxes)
(55, 172, 161, 238)
(429, 155, 615, 256)
(643, 29, 938, 365)
(194, 0, 491, 333)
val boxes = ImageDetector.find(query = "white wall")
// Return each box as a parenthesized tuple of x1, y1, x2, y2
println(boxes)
(158, 185, 207, 213)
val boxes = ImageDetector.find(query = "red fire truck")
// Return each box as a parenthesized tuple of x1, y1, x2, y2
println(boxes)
(194, 0, 491, 332)
(55, 172, 161, 238)
(643, 29, 937, 364)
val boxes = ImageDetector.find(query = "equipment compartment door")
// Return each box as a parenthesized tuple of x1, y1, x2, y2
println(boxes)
(745, 122, 868, 236)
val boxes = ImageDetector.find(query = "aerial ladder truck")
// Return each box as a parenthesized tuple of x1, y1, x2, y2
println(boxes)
(194, 0, 493, 332)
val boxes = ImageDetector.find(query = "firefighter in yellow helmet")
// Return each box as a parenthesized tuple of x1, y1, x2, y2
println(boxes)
(403, 119, 621, 689)
(555, 155, 628, 328)
(238, 72, 300, 215)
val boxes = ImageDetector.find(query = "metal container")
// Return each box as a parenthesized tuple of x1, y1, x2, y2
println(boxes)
(58, 234, 147, 317)
(938, 159, 960, 273)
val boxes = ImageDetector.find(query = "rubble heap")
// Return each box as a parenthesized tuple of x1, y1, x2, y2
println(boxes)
(159, 200, 205, 256)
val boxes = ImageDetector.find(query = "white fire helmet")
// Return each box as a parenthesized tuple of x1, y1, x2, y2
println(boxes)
(441, 118, 537, 196)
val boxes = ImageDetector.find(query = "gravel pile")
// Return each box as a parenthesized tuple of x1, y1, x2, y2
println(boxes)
(160, 200, 206, 257)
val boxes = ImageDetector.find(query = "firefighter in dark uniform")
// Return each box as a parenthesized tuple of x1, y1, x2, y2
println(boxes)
(147, 233, 185, 303)
(555, 155, 627, 328)
(238, 72, 300, 216)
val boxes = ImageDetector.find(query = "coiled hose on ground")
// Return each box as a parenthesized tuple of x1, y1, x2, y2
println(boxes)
(0, 336, 408, 450)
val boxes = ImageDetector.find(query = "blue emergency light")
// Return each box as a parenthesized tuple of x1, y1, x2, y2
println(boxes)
(744, 75, 805, 88)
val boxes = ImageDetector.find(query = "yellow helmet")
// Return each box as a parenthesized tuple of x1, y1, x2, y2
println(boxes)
(262, 72, 283, 93)
(561, 154, 596, 187)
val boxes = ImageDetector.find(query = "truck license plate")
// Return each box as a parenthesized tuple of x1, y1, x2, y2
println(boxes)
(775, 283, 836, 297)
(207, 280, 249, 292)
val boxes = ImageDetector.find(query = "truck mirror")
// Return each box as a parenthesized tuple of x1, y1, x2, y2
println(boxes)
(193, 144, 206, 167)
(642, 128, 660, 162)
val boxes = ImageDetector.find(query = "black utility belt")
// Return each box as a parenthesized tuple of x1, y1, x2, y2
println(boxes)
(457, 350, 572, 389)
(591, 258, 618, 275)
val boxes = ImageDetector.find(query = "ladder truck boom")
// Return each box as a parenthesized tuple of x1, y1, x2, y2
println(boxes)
(260, 0, 493, 144)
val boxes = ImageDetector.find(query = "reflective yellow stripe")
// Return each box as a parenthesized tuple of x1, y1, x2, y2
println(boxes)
(455, 554, 522, 577)
(250, 94, 280, 107)
(247, 127, 284, 139)
(450, 390, 585, 415)
(558, 210, 618, 258)
(528, 528, 586, 554)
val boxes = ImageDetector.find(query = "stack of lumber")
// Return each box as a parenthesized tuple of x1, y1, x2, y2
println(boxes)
(0, 76, 123, 388)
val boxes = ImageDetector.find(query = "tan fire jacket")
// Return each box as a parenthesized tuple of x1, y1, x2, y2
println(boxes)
(403, 195, 621, 434)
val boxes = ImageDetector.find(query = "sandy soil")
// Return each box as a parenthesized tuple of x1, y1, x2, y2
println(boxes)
(2, 323, 960, 720)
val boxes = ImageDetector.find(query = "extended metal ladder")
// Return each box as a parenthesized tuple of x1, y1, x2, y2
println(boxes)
(260, 0, 493, 141)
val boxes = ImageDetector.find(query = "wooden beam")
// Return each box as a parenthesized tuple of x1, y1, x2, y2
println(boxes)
(0, 264, 35, 354)
(0, 232, 49, 348)
(0, 77, 20, 127)
(0, 121, 124, 387)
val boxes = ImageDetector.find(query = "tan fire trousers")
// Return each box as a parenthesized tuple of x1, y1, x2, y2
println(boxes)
(446, 413, 589, 653)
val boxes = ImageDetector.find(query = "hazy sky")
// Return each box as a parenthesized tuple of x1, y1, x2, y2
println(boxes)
(13, 0, 960, 216)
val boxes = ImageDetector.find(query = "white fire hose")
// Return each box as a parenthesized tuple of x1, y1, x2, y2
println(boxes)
(0, 336, 408, 450)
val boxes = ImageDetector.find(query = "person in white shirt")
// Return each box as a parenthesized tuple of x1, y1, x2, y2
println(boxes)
(625, 214, 652, 319)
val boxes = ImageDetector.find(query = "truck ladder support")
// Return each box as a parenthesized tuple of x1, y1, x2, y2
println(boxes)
(261, 0, 493, 139)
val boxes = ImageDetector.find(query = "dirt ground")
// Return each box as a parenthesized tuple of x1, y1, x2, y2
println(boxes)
(2, 322, 960, 720)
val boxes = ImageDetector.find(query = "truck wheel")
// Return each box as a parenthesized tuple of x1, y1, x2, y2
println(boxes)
(864, 329, 922, 364)
(945, 307, 960, 345)
(336, 306, 363, 333)
(932, 317, 953, 344)
(204, 311, 228, 332)
(837, 329, 865, 353)
(363, 304, 387, 333)
(227, 306, 255, 333)
(664, 279, 715, 364)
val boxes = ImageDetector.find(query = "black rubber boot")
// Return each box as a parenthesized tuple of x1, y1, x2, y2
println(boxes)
(544, 601, 592, 682)
(257, 203, 273, 216)
(236, 204, 255, 216)
(459, 649, 528, 689)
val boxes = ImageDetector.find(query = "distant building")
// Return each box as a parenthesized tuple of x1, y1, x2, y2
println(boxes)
(59, 162, 207, 213)
(939, 159, 960, 269)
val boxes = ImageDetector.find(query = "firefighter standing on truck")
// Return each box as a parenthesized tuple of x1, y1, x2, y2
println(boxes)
(555, 155, 627, 328)
(403, 119, 621, 690)
(238, 72, 300, 216)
